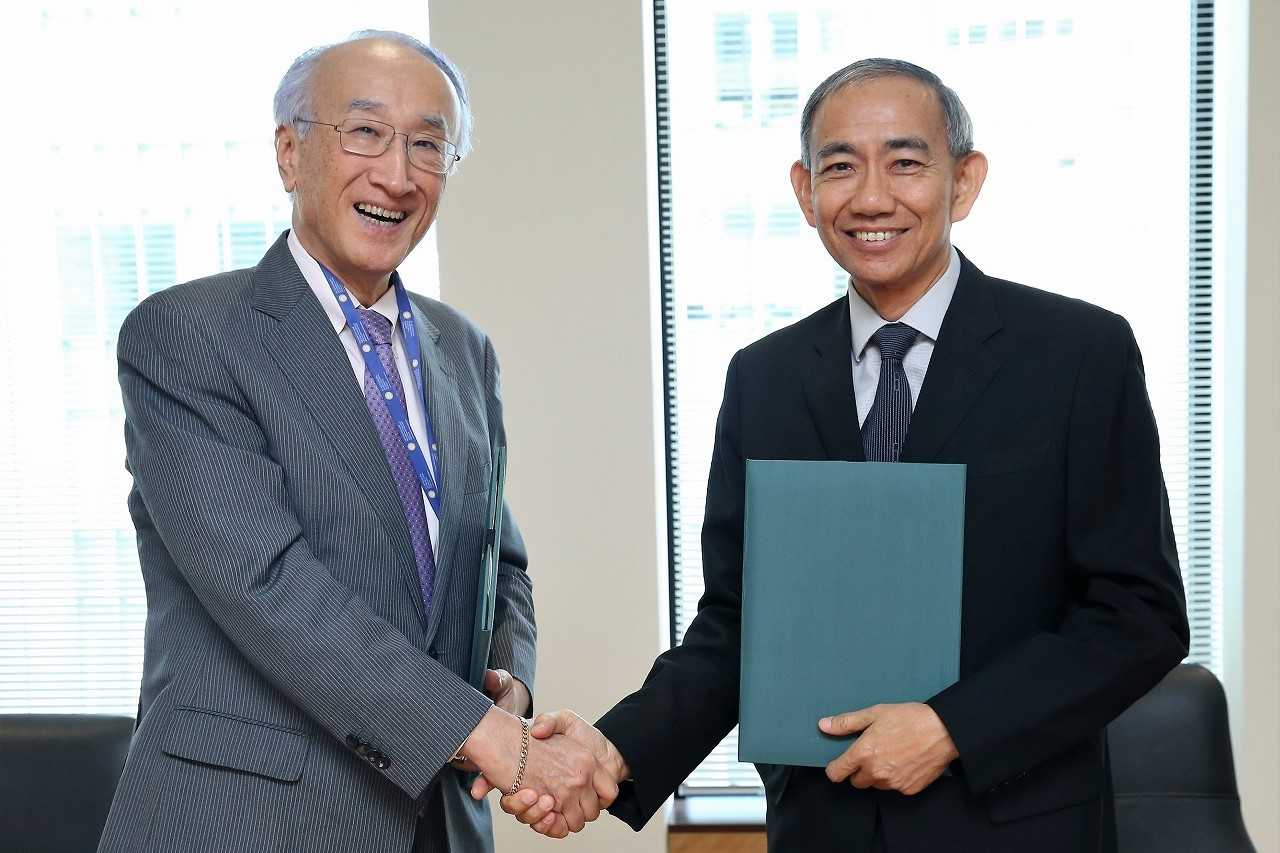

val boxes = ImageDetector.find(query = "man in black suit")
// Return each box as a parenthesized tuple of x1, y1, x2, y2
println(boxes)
(484, 58, 1189, 851)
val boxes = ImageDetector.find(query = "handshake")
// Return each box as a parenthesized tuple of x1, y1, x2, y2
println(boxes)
(454, 669, 629, 839)
(458, 668, 962, 839)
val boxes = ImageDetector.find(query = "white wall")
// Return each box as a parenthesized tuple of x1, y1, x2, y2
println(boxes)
(429, 1, 667, 851)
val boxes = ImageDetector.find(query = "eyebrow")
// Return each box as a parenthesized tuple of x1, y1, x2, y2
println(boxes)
(345, 99, 450, 136)
(885, 136, 932, 154)
(814, 136, 933, 162)
(419, 113, 450, 135)
(815, 141, 858, 161)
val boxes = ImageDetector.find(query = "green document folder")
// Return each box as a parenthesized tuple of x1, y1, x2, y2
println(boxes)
(739, 460, 966, 767)
(468, 445, 507, 690)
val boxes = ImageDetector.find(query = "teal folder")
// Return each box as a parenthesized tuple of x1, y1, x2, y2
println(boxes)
(468, 445, 507, 690)
(739, 460, 966, 767)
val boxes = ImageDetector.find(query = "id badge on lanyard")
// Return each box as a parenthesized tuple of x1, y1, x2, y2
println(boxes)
(319, 264, 443, 518)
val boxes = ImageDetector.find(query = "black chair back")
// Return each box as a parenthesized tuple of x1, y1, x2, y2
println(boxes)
(1108, 664, 1254, 853)
(0, 714, 134, 853)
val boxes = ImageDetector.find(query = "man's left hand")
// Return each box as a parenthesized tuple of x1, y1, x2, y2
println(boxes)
(819, 702, 959, 796)
(484, 668, 531, 717)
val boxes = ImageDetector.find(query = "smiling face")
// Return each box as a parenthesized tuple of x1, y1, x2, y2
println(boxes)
(790, 75, 986, 308)
(275, 38, 461, 298)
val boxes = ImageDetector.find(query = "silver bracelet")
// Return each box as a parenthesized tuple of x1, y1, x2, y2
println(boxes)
(507, 717, 530, 796)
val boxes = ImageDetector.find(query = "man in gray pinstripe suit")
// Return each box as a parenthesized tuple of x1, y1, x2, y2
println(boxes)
(99, 31, 615, 852)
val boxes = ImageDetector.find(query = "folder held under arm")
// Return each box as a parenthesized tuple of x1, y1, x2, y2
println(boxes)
(468, 445, 507, 690)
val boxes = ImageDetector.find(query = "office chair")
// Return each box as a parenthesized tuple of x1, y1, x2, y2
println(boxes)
(1108, 663, 1254, 853)
(0, 714, 134, 853)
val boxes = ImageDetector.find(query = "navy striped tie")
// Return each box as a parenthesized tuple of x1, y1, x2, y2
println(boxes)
(861, 322, 919, 462)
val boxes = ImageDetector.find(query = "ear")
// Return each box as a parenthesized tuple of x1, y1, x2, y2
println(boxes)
(275, 125, 301, 193)
(949, 150, 988, 224)
(790, 160, 818, 228)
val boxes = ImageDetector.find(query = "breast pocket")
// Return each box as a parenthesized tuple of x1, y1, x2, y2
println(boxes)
(969, 442, 1052, 477)
(463, 440, 492, 495)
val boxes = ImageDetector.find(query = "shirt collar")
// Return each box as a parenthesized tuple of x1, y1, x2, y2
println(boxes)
(847, 245, 961, 362)
(288, 229, 401, 333)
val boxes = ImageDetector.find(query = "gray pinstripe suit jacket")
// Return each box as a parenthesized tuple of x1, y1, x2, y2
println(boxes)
(98, 233, 536, 853)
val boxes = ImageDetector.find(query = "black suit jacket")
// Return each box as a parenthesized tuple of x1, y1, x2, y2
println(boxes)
(597, 252, 1189, 852)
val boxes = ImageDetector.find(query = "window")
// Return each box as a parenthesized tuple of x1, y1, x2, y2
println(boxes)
(770, 12, 798, 58)
(723, 205, 757, 237)
(715, 14, 754, 124)
(764, 88, 800, 123)
(0, 2, 439, 714)
(766, 13, 800, 124)
(817, 12, 844, 54)
(766, 204, 803, 236)
(658, 1, 1219, 795)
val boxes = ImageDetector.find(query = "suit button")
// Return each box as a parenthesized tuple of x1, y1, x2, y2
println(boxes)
(428, 646, 439, 658)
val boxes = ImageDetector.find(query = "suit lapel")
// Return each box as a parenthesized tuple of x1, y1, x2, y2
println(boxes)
(900, 253, 1005, 462)
(252, 235, 426, 626)
(800, 298, 866, 462)
(405, 298, 468, 648)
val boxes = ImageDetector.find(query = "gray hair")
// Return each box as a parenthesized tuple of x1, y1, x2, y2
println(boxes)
(800, 58, 973, 168)
(273, 29, 473, 159)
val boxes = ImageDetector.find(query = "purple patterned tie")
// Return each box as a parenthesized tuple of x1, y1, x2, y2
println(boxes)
(358, 308, 436, 620)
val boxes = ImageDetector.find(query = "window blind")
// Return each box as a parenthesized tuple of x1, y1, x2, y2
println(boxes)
(0, 1, 440, 715)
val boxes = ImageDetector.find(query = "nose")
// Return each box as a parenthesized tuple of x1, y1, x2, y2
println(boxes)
(368, 133, 414, 197)
(848, 167, 895, 218)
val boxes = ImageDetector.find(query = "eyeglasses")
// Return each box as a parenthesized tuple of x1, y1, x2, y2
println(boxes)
(297, 118, 461, 175)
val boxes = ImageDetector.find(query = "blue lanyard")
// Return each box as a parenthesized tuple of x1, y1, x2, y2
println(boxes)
(319, 264, 443, 518)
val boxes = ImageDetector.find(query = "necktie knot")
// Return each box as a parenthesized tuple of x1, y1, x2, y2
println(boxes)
(874, 323, 918, 362)
(358, 308, 394, 347)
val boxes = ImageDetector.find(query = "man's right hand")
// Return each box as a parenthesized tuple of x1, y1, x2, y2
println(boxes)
(473, 710, 629, 838)
(462, 707, 619, 835)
